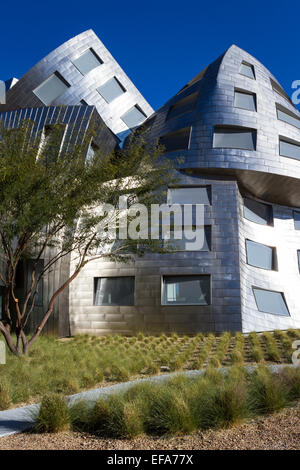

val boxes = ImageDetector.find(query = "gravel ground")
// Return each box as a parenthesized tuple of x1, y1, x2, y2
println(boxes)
(0, 402, 299, 450)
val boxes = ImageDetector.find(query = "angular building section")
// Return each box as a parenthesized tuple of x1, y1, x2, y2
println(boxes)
(1, 32, 300, 335)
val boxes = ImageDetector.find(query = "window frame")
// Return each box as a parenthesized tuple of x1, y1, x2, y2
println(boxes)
(72, 48, 103, 76)
(245, 239, 277, 271)
(159, 127, 192, 153)
(213, 125, 257, 151)
(276, 104, 300, 130)
(279, 136, 300, 161)
(167, 185, 212, 205)
(93, 276, 135, 306)
(243, 197, 273, 226)
(161, 274, 211, 306)
(120, 105, 147, 129)
(33, 71, 71, 106)
(97, 76, 127, 103)
(166, 91, 198, 122)
(234, 88, 257, 112)
(239, 61, 256, 80)
(252, 286, 290, 317)
(164, 225, 212, 252)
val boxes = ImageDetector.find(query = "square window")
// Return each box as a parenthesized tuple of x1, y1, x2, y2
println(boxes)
(246, 239, 276, 270)
(162, 275, 210, 305)
(213, 126, 256, 150)
(72, 48, 103, 75)
(239, 62, 255, 79)
(33, 72, 70, 105)
(253, 287, 290, 316)
(234, 90, 256, 111)
(243, 198, 273, 225)
(94, 277, 135, 306)
(167, 186, 211, 205)
(121, 105, 147, 128)
(97, 77, 126, 103)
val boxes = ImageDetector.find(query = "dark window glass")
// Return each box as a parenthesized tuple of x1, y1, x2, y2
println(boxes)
(121, 106, 147, 128)
(79, 99, 88, 105)
(244, 198, 273, 225)
(213, 127, 256, 150)
(253, 287, 290, 316)
(166, 92, 198, 121)
(159, 127, 191, 153)
(239, 62, 255, 79)
(72, 48, 103, 75)
(279, 138, 300, 161)
(246, 240, 275, 270)
(97, 77, 126, 103)
(162, 275, 210, 305)
(234, 90, 256, 111)
(294, 211, 300, 230)
(276, 105, 300, 129)
(94, 277, 135, 306)
(168, 186, 211, 205)
(33, 72, 70, 105)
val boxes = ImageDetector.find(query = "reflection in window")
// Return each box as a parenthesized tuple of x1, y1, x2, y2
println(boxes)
(244, 198, 273, 225)
(72, 48, 103, 75)
(33, 72, 70, 105)
(234, 90, 256, 111)
(162, 275, 210, 305)
(97, 77, 126, 103)
(280, 138, 300, 161)
(159, 127, 191, 153)
(246, 239, 275, 270)
(94, 277, 135, 306)
(213, 126, 256, 150)
(121, 105, 147, 128)
(239, 62, 255, 79)
(167, 186, 211, 205)
(253, 287, 290, 316)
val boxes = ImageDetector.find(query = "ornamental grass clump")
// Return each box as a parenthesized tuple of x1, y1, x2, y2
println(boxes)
(0, 379, 11, 410)
(262, 332, 282, 362)
(247, 365, 288, 414)
(248, 332, 264, 363)
(36, 393, 70, 433)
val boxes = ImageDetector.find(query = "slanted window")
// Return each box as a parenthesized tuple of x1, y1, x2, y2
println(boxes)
(294, 211, 300, 230)
(253, 287, 290, 316)
(243, 198, 273, 225)
(166, 92, 198, 121)
(94, 277, 135, 306)
(167, 186, 211, 205)
(162, 275, 210, 305)
(239, 62, 255, 79)
(159, 127, 191, 153)
(213, 126, 256, 150)
(279, 137, 300, 161)
(234, 90, 256, 111)
(166, 226, 211, 251)
(246, 239, 276, 270)
(97, 77, 126, 103)
(33, 72, 70, 105)
(276, 104, 300, 129)
(121, 105, 147, 128)
(72, 48, 103, 75)
(270, 78, 294, 105)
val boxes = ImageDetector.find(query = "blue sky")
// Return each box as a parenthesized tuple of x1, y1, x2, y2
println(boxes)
(1, 0, 299, 110)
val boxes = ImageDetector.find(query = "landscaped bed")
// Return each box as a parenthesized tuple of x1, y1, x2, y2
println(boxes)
(0, 329, 299, 410)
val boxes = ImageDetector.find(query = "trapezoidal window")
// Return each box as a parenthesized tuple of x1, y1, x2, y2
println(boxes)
(162, 275, 211, 305)
(243, 198, 273, 226)
(239, 61, 255, 79)
(97, 77, 126, 103)
(213, 126, 256, 150)
(246, 239, 276, 270)
(253, 287, 290, 316)
(166, 92, 198, 121)
(72, 48, 103, 75)
(167, 186, 211, 205)
(159, 127, 191, 153)
(121, 105, 147, 128)
(276, 104, 300, 129)
(94, 277, 135, 306)
(234, 89, 257, 111)
(279, 137, 300, 161)
(33, 72, 70, 105)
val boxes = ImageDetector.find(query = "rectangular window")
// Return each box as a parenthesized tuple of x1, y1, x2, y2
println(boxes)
(121, 105, 147, 128)
(94, 277, 135, 306)
(72, 48, 103, 75)
(279, 138, 300, 161)
(234, 90, 256, 111)
(246, 239, 276, 270)
(97, 77, 126, 103)
(276, 105, 300, 129)
(239, 62, 255, 79)
(294, 211, 300, 230)
(213, 126, 256, 150)
(162, 275, 210, 305)
(243, 198, 273, 225)
(159, 127, 191, 153)
(167, 186, 211, 205)
(166, 226, 211, 251)
(253, 287, 290, 316)
(33, 72, 70, 105)
(166, 92, 198, 121)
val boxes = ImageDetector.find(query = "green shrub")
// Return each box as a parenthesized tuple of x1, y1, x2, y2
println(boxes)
(36, 393, 70, 433)
(248, 366, 288, 414)
(0, 379, 11, 410)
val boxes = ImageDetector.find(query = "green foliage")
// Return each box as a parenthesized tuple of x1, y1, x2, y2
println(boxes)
(0, 378, 11, 410)
(36, 393, 70, 433)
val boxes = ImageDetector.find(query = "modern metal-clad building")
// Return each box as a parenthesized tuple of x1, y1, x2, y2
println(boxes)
(1, 33, 300, 335)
